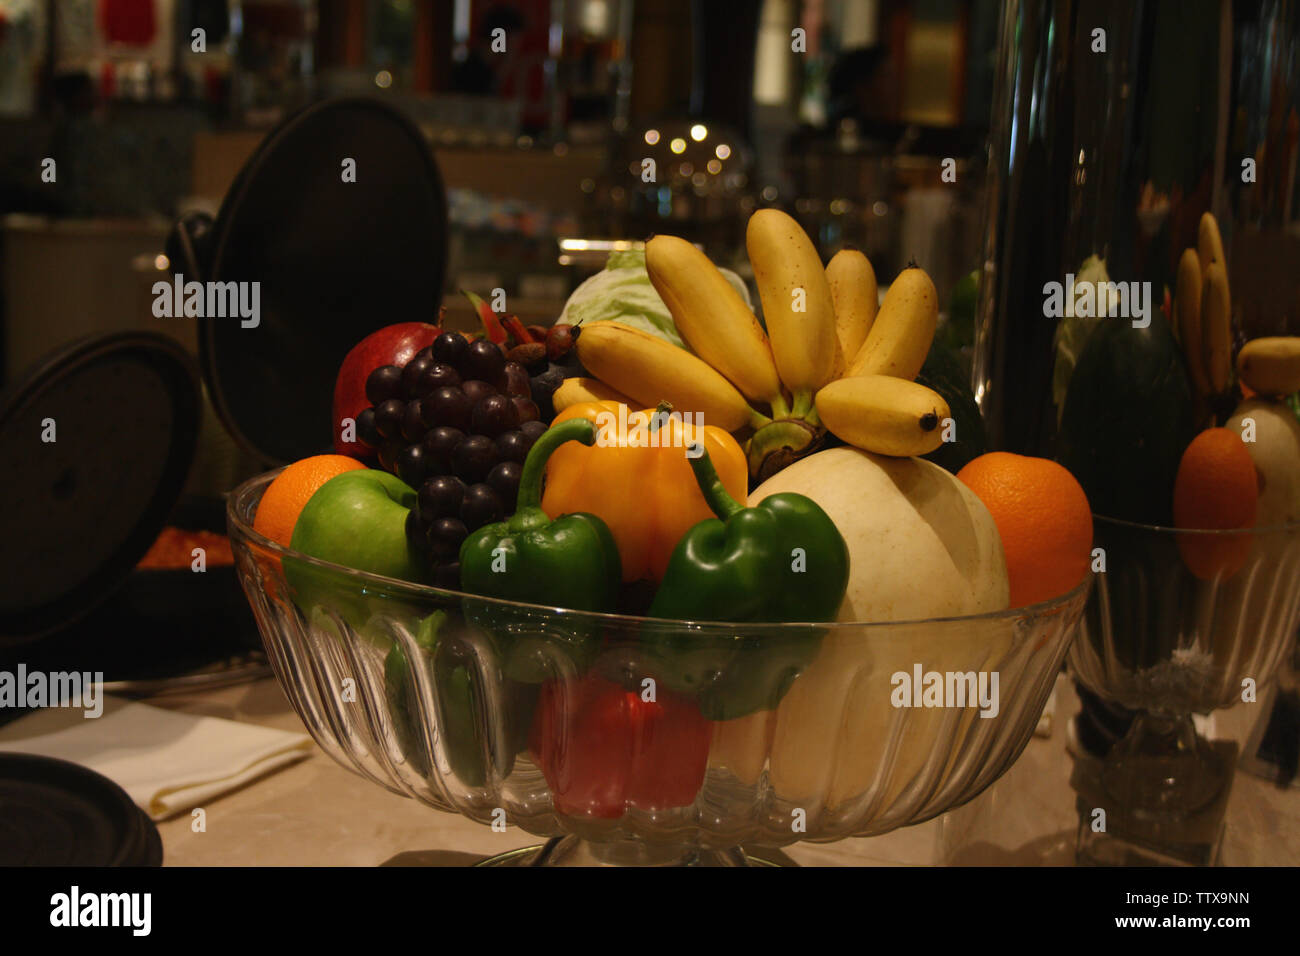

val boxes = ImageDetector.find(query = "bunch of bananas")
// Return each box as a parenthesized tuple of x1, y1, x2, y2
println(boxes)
(1174, 211, 1300, 415)
(554, 209, 950, 482)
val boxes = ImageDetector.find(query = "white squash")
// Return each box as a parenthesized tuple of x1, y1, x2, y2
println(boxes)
(707, 448, 1012, 807)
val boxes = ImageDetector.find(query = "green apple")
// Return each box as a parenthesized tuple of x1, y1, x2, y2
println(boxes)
(286, 468, 427, 633)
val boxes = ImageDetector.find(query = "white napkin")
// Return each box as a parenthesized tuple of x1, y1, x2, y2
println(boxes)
(0, 697, 312, 820)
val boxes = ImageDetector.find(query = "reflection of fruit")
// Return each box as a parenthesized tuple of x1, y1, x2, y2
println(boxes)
(646, 234, 784, 410)
(847, 266, 938, 381)
(957, 452, 1092, 608)
(1200, 261, 1231, 394)
(1172, 429, 1258, 580)
(574, 321, 765, 432)
(1057, 308, 1195, 525)
(1226, 398, 1300, 526)
(815, 375, 949, 457)
(747, 208, 839, 413)
(826, 248, 878, 365)
(1197, 211, 1227, 294)
(1237, 337, 1300, 397)
(253, 454, 367, 548)
(1174, 248, 1209, 397)
(332, 322, 441, 457)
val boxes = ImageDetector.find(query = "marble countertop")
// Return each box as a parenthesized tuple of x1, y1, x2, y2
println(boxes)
(142, 672, 1299, 866)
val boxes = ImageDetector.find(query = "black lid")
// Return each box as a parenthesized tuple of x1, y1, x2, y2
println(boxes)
(194, 96, 449, 464)
(0, 333, 201, 643)
(0, 753, 163, 865)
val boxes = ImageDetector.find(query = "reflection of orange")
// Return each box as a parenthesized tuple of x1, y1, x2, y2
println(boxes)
(957, 453, 1093, 608)
(253, 455, 367, 548)
(1173, 428, 1258, 580)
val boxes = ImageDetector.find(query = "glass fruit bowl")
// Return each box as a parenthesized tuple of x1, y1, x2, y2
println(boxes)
(229, 469, 1090, 866)
(1067, 515, 1300, 859)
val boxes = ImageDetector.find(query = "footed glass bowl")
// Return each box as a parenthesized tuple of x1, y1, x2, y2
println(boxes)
(229, 470, 1090, 865)
(1068, 515, 1300, 853)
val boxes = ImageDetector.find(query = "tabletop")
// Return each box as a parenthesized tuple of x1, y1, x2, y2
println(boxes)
(143, 673, 1299, 866)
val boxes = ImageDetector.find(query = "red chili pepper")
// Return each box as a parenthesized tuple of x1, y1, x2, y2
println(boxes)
(462, 290, 508, 345)
(529, 674, 711, 819)
(501, 313, 537, 345)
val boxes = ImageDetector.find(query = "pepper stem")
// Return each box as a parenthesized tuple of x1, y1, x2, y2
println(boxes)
(685, 442, 745, 521)
(516, 417, 595, 513)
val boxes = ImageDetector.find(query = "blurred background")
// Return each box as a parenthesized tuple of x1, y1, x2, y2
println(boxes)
(0, 0, 994, 396)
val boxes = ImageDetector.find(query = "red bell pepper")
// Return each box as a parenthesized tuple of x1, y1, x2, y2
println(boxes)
(530, 674, 711, 819)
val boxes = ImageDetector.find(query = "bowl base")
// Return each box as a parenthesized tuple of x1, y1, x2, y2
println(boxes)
(476, 836, 781, 867)
(1070, 722, 1237, 866)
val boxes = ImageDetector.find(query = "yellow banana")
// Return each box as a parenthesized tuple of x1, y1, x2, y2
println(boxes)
(645, 234, 787, 415)
(574, 321, 766, 432)
(747, 209, 839, 416)
(826, 248, 878, 363)
(1237, 337, 1300, 396)
(847, 265, 938, 380)
(552, 376, 634, 413)
(1201, 260, 1231, 394)
(1197, 212, 1228, 288)
(1175, 247, 1210, 397)
(815, 375, 950, 457)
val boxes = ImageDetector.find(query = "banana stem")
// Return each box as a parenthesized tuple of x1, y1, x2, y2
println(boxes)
(769, 392, 791, 420)
(803, 404, 822, 428)
(748, 407, 773, 430)
(790, 388, 813, 419)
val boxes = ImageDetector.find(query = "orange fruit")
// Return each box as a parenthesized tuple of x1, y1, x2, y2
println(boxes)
(1172, 427, 1258, 580)
(956, 452, 1093, 608)
(253, 454, 367, 548)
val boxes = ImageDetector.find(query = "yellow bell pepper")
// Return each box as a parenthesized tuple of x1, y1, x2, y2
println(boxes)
(541, 401, 748, 582)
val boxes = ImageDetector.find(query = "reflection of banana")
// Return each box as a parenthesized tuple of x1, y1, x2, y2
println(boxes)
(815, 375, 950, 457)
(645, 235, 786, 411)
(1197, 212, 1228, 293)
(575, 321, 766, 431)
(1237, 337, 1300, 396)
(826, 248, 878, 363)
(847, 266, 938, 381)
(552, 376, 633, 413)
(1175, 248, 1210, 397)
(747, 209, 840, 415)
(1201, 261, 1231, 394)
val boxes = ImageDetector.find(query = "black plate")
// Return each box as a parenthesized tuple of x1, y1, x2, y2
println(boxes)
(197, 96, 449, 464)
(0, 333, 201, 644)
(0, 754, 162, 865)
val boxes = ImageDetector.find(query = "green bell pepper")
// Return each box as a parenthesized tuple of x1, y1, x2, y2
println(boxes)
(459, 417, 622, 681)
(644, 443, 850, 720)
(384, 610, 539, 787)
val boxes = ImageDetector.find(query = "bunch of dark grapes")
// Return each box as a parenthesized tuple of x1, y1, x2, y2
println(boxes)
(354, 331, 549, 589)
